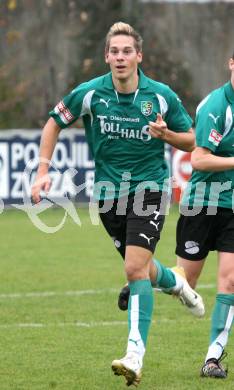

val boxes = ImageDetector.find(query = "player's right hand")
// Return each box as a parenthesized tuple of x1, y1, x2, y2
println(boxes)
(31, 172, 51, 204)
(149, 113, 168, 140)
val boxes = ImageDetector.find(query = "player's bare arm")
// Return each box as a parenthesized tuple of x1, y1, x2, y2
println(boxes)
(191, 146, 234, 172)
(149, 113, 195, 152)
(31, 117, 61, 203)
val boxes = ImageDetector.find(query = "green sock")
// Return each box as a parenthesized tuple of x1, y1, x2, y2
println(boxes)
(206, 293, 234, 362)
(151, 259, 176, 290)
(127, 279, 153, 360)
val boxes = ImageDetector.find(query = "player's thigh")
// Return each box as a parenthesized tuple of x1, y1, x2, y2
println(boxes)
(176, 210, 214, 261)
(217, 252, 234, 293)
(215, 209, 234, 292)
(125, 189, 166, 254)
(125, 245, 153, 280)
(176, 211, 213, 287)
(216, 208, 234, 253)
(99, 199, 126, 258)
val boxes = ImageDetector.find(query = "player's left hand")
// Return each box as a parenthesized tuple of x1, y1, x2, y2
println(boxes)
(149, 113, 168, 140)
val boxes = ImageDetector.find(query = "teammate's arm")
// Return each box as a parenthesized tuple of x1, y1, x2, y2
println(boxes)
(191, 146, 234, 172)
(149, 114, 195, 152)
(31, 117, 61, 203)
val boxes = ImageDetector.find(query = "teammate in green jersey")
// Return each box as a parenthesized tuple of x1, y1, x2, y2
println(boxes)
(31, 22, 204, 387)
(176, 53, 234, 379)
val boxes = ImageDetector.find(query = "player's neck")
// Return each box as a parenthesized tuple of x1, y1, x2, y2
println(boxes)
(112, 73, 139, 94)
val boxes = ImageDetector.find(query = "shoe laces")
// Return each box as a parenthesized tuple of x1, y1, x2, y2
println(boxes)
(219, 351, 227, 362)
(206, 351, 228, 373)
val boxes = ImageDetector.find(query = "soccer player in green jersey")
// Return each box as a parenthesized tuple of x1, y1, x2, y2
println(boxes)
(32, 22, 204, 387)
(176, 53, 234, 379)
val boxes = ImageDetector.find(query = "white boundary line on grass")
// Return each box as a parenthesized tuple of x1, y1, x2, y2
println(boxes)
(0, 321, 128, 329)
(0, 285, 213, 330)
(0, 318, 210, 330)
(0, 288, 119, 299)
(0, 284, 215, 300)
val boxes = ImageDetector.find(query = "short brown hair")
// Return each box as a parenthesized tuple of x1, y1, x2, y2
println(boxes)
(105, 22, 143, 53)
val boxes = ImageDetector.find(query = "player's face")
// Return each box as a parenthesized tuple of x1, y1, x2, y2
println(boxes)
(105, 35, 142, 82)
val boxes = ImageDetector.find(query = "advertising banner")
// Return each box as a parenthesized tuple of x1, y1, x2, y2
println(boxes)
(0, 129, 94, 205)
(172, 149, 192, 202)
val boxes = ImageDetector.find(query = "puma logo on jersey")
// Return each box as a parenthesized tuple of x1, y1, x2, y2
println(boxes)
(99, 98, 110, 108)
(139, 233, 154, 245)
(208, 113, 220, 124)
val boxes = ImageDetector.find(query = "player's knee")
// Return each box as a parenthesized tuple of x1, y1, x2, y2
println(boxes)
(226, 274, 234, 294)
(124, 262, 137, 280)
(124, 262, 147, 281)
(219, 273, 234, 293)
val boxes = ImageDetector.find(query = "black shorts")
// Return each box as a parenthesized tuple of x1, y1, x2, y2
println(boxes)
(99, 190, 167, 258)
(176, 207, 234, 260)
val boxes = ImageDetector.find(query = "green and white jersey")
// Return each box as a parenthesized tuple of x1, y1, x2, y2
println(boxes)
(182, 82, 234, 209)
(50, 69, 192, 199)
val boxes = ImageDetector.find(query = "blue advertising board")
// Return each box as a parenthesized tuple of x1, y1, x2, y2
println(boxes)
(0, 129, 95, 205)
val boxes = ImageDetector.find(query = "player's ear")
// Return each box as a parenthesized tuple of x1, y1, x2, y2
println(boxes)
(105, 51, 109, 64)
(137, 51, 143, 64)
(229, 57, 234, 69)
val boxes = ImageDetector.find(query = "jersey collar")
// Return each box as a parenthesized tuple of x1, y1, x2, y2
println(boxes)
(103, 68, 149, 91)
(224, 81, 234, 103)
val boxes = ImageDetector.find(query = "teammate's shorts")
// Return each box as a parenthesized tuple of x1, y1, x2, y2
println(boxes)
(99, 190, 167, 258)
(176, 206, 234, 260)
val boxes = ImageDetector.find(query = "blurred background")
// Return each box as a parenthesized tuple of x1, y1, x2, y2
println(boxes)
(0, 0, 233, 128)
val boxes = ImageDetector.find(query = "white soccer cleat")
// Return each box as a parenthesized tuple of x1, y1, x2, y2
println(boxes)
(171, 266, 205, 318)
(111, 352, 142, 387)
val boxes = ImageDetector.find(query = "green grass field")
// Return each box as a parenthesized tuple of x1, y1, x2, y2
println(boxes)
(0, 205, 233, 390)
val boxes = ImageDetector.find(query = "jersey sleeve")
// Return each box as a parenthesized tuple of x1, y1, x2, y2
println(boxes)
(164, 88, 193, 132)
(49, 82, 93, 129)
(195, 93, 225, 152)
